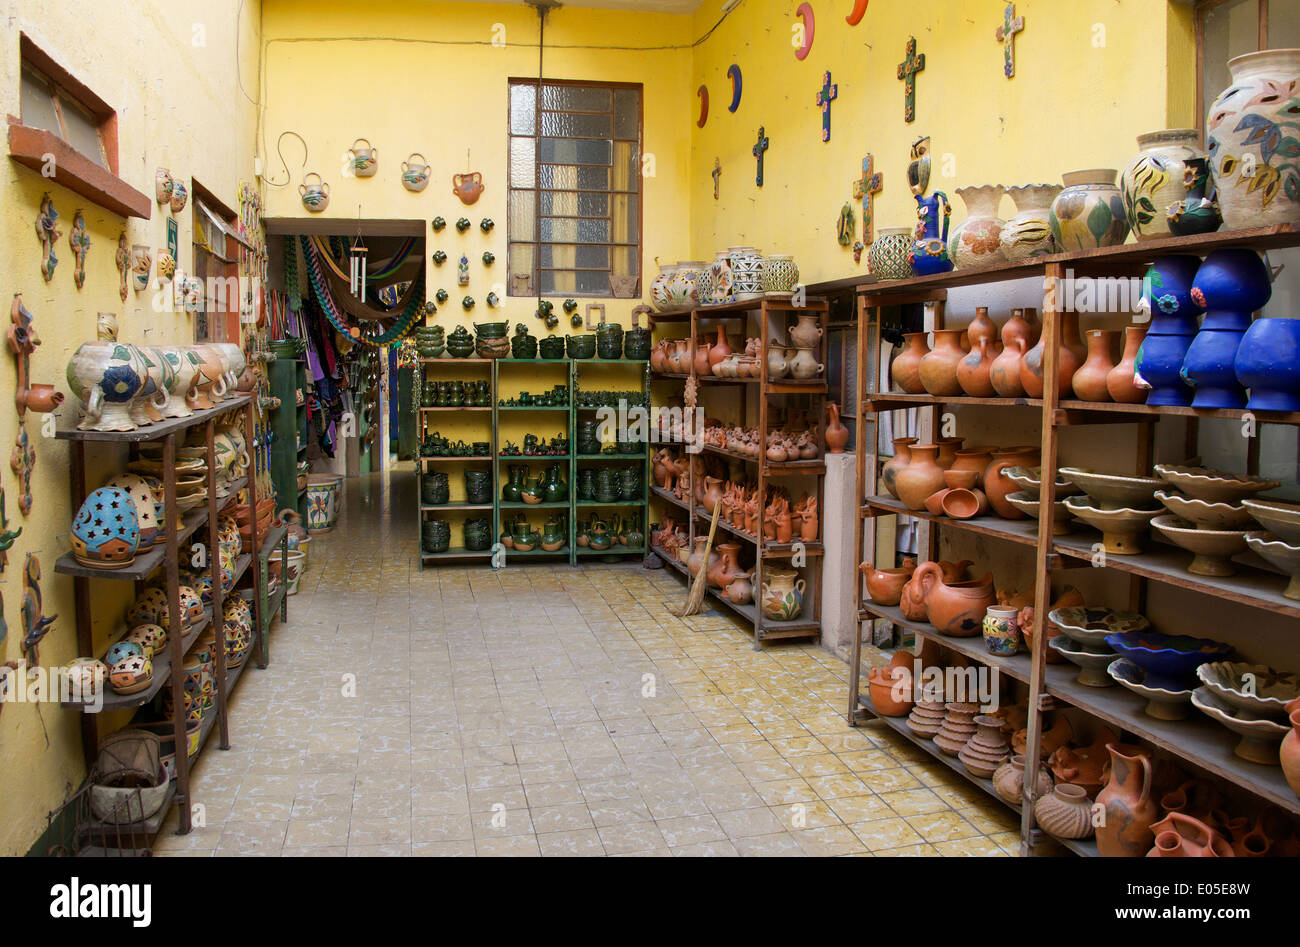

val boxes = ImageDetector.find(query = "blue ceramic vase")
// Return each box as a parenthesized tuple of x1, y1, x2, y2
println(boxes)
(1181, 328, 1248, 409)
(1134, 255, 1204, 405)
(909, 192, 954, 277)
(1235, 317, 1300, 411)
(1179, 249, 1273, 408)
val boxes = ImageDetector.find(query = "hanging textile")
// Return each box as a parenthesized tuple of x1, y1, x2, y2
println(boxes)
(299, 235, 424, 345)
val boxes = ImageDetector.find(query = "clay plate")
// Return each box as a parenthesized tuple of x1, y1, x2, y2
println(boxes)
(1151, 514, 1249, 577)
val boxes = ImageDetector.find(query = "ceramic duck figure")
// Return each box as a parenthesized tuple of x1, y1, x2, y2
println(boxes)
(910, 192, 954, 276)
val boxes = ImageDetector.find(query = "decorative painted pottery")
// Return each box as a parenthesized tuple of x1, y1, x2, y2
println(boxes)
(1064, 497, 1160, 554)
(151, 346, 200, 419)
(1021, 308, 1083, 399)
(947, 185, 1005, 270)
(993, 754, 1053, 807)
(881, 438, 917, 500)
(1152, 515, 1249, 576)
(1072, 329, 1117, 401)
(1166, 157, 1222, 236)
(650, 261, 681, 311)
(1244, 531, 1300, 600)
(1153, 464, 1279, 503)
(1048, 636, 1118, 687)
(909, 192, 953, 276)
(891, 333, 929, 394)
(668, 262, 705, 309)
(707, 250, 735, 304)
(918, 329, 966, 396)
(1236, 317, 1300, 411)
(1109, 657, 1194, 721)
(914, 562, 996, 637)
(1050, 169, 1129, 250)
(1205, 49, 1300, 230)
(1119, 129, 1201, 241)
(1243, 498, 1300, 545)
(984, 446, 1039, 519)
(155, 168, 174, 205)
(453, 171, 484, 204)
(305, 474, 343, 531)
(729, 246, 765, 301)
(1108, 325, 1149, 403)
(1034, 784, 1095, 839)
(1050, 606, 1149, 653)
(1191, 686, 1289, 765)
(763, 255, 800, 295)
(1106, 631, 1233, 693)
(401, 153, 430, 191)
(71, 486, 140, 568)
(760, 567, 805, 621)
(169, 180, 187, 214)
(999, 184, 1061, 261)
(348, 138, 377, 177)
(1196, 662, 1299, 721)
(1095, 744, 1158, 857)
(105, 474, 162, 548)
(867, 228, 914, 281)
(982, 605, 1021, 656)
(108, 652, 153, 695)
(894, 443, 946, 512)
(299, 173, 330, 212)
(66, 320, 150, 432)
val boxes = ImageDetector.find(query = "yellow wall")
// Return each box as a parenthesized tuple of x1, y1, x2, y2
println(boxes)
(0, 0, 260, 856)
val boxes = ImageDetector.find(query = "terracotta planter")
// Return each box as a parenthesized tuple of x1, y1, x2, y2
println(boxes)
(914, 562, 997, 637)
(1072, 329, 1118, 402)
(860, 561, 916, 606)
(985, 446, 1040, 519)
(1034, 784, 1095, 840)
(1107, 325, 1149, 403)
(894, 444, 947, 512)
(891, 332, 929, 394)
(1022, 309, 1084, 399)
(957, 337, 999, 398)
(881, 438, 918, 500)
(919, 329, 966, 396)
(868, 667, 914, 717)
(1096, 744, 1158, 857)
(993, 754, 1053, 806)
(825, 402, 849, 453)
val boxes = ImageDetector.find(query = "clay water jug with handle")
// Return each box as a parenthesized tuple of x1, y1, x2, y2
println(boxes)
(1096, 744, 1157, 857)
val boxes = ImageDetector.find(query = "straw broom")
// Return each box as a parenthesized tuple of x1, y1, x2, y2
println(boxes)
(674, 499, 721, 617)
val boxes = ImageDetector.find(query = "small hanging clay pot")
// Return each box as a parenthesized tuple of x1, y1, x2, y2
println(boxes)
(919, 329, 966, 396)
(891, 332, 929, 394)
(1072, 329, 1118, 402)
(957, 337, 999, 397)
(1107, 325, 1149, 403)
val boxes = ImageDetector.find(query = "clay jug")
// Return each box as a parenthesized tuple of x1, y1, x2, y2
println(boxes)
(993, 754, 1053, 806)
(650, 341, 668, 374)
(1107, 325, 1148, 404)
(709, 326, 732, 368)
(881, 438, 916, 500)
(693, 339, 713, 376)
(686, 537, 716, 579)
(918, 329, 966, 396)
(934, 437, 964, 470)
(915, 563, 997, 637)
(859, 560, 916, 607)
(891, 333, 929, 394)
(724, 572, 753, 605)
(1147, 813, 1234, 857)
(984, 446, 1040, 519)
(956, 337, 999, 397)
(894, 443, 947, 512)
(1282, 706, 1300, 799)
(1096, 744, 1158, 857)
(825, 403, 849, 453)
(1072, 329, 1118, 402)
(966, 307, 998, 349)
(767, 343, 790, 379)
(673, 339, 692, 373)
(703, 476, 725, 511)
(1021, 309, 1085, 399)
(707, 542, 743, 589)
(990, 336, 1028, 397)
(789, 312, 823, 349)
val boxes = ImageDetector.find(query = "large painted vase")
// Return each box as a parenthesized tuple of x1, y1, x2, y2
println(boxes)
(1134, 255, 1204, 406)
(66, 319, 151, 433)
(1235, 317, 1300, 411)
(730, 247, 765, 301)
(909, 193, 954, 276)
(1180, 249, 1272, 409)
(1000, 184, 1062, 261)
(1050, 169, 1130, 250)
(71, 485, 140, 568)
(1120, 129, 1202, 241)
(868, 229, 915, 280)
(1206, 49, 1300, 231)
(760, 567, 806, 621)
(948, 185, 1006, 269)
(649, 262, 680, 311)
(707, 251, 735, 305)
(151, 347, 200, 418)
(305, 475, 342, 531)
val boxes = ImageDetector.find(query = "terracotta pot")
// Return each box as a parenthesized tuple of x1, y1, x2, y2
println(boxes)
(993, 754, 1053, 806)
(990, 337, 1028, 397)
(957, 337, 999, 397)
(1034, 784, 1096, 840)
(825, 402, 849, 453)
(706, 542, 743, 589)
(724, 572, 753, 605)
(650, 341, 668, 373)
(702, 476, 725, 511)
(966, 307, 998, 348)
(1022, 309, 1084, 399)
(935, 437, 964, 469)
(924, 488, 951, 516)
(868, 667, 914, 717)
(1107, 325, 1149, 404)
(894, 444, 947, 512)
(1072, 329, 1118, 402)
(1147, 812, 1234, 857)
(984, 446, 1040, 519)
(943, 468, 981, 491)
(950, 447, 993, 481)
(891, 332, 929, 394)
(941, 488, 989, 520)
(671, 339, 692, 373)
(881, 438, 917, 500)
(919, 329, 966, 396)
(859, 560, 916, 606)
(1049, 729, 1122, 798)
(1282, 706, 1300, 800)
(693, 339, 712, 376)
(1232, 817, 1273, 857)
(959, 714, 1012, 778)
(708, 326, 731, 367)
(686, 537, 716, 578)
(914, 562, 997, 637)
(1096, 744, 1158, 857)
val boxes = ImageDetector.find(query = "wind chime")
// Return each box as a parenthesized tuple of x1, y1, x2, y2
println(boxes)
(348, 240, 369, 300)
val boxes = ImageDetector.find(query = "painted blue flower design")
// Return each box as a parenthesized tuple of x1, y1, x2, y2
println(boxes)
(1157, 294, 1179, 314)
(101, 363, 143, 402)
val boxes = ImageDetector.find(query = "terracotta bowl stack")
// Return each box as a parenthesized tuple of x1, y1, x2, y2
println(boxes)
(958, 715, 1012, 778)
(906, 700, 947, 738)
(933, 702, 981, 756)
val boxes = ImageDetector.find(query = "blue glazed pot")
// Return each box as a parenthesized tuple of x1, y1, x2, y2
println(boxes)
(1191, 249, 1272, 331)
(1236, 317, 1300, 411)
(1144, 255, 1204, 335)
(1181, 328, 1248, 409)
(1105, 631, 1233, 693)
(909, 193, 954, 277)
(1135, 333, 1194, 406)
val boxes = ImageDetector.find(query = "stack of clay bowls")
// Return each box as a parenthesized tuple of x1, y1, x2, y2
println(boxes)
(906, 699, 947, 738)
(1048, 605, 1149, 688)
(933, 702, 981, 756)
(1152, 464, 1279, 577)
(1003, 466, 1082, 535)
(959, 715, 1013, 778)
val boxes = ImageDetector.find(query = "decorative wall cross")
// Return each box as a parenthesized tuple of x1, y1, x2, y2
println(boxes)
(852, 154, 884, 244)
(816, 71, 838, 143)
(712, 158, 721, 200)
(896, 36, 925, 123)
(996, 4, 1024, 79)
(752, 127, 769, 188)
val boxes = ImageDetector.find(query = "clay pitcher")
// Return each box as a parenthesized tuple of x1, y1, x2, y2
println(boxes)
(825, 403, 849, 453)
(985, 446, 1040, 519)
(650, 341, 668, 373)
(881, 438, 917, 500)
(709, 326, 732, 368)
(859, 561, 916, 606)
(956, 337, 999, 397)
(1021, 309, 1085, 399)
(918, 329, 966, 396)
(702, 476, 725, 511)
(1072, 329, 1118, 402)
(693, 339, 713, 376)
(990, 336, 1028, 397)
(671, 339, 692, 373)
(914, 562, 997, 636)
(1107, 325, 1149, 403)
(707, 542, 743, 589)
(894, 443, 947, 512)
(891, 332, 929, 394)
(1096, 744, 1158, 857)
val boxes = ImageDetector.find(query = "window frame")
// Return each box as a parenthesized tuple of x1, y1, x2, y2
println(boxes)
(191, 183, 242, 343)
(506, 77, 645, 298)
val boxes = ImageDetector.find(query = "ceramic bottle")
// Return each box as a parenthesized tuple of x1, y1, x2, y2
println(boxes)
(1107, 326, 1149, 403)
(919, 329, 966, 396)
(1072, 329, 1118, 402)
(956, 337, 998, 398)
(891, 333, 929, 394)
(894, 443, 946, 512)
(1021, 309, 1085, 399)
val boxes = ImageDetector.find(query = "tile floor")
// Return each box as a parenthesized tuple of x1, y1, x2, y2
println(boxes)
(155, 471, 1021, 856)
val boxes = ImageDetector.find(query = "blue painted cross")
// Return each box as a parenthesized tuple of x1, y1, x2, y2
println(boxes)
(816, 71, 838, 143)
(852, 154, 884, 244)
(753, 127, 769, 188)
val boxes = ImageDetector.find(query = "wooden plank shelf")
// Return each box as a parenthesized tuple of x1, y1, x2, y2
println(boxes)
(649, 486, 689, 510)
(54, 509, 211, 581)
(865, 393, 1043, 412)
(419, 455, 494, 462)
(420, 547, 494, 560)
(500, 501, 568, 510)
(53, 395, 253, 443)
(422, 502, 495, 512)
(575, 546, 646, 556)
(1053, 398, 1300, 427)
(863, 495, 1051, 554)
(420, 406, 492, 412)
(858, 601, 1034, 685)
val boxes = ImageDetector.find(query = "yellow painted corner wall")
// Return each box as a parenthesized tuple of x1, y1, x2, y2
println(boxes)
(0, 0, 260, 856)
(688, 0, 1197, 283)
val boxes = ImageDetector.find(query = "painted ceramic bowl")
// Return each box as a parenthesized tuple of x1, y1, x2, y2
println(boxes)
(1064, 497, 1161, 555)
(71, 486, 140, 568)
(1242, 498, 1300, 546)
(1108, 657, 1194, 721)
(1153, 464, 1280, 504)
(1005, 490, 1073, 535)
(1004, 466, 1083, 500)
(1196, 662, 1300, 721)
(1244, 531, 1300, 601)
(1104, 631, 1233, 692)
(1050, 606, 1149, 653)
(1048, 636, 1116, 688)
(122, 623, 167, 657)
(1058, 467, 1163, 510)
(107, 653, 153, 695)
(1151, 514, 1249, 576)
(1190, 686, 1289, 765)
(1154, 490, 1254, 530)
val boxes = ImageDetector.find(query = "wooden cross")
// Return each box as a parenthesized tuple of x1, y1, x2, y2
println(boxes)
(752, 127, 769, 188)
(996, 4, 1024, 79)
(852, 154, 884, 244)
(712, 158, 721, 200)
(816, 71, 837, 143)
(896, 36, 925, 124)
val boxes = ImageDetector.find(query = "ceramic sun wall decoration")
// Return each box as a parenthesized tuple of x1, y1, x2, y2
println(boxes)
(753, 127, 769, 187)
(816, 71, 837, 142)
(995, 4, 1024, 79)
(35, 193, 61, 282)
(130, 244, 153, 293)
(170, 179, 187, 214)
(69, 210, 90, 290)
(156, 249, 176, 287)
(156, 168, 174, 205)
(349, 138, 378, 177)
(897, 37, 925, 123)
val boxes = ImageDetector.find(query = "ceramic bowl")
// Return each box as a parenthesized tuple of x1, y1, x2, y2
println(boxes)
(1050, 606, 1149, 653)
(1048, 636, 1117, 688)
(1005, 490, 1072, 535)
(1190, 686, 1290, 765)
(1059, 467, 1163, 510)
(1242, 498, 1300, 546)
(1153, 464, 1281, 504)
(1104, 631, 1233, 693)
(1154, 490, 1254, 530)
(1063, 497, 1161, 555)
(1244, 531, 1300, 601)
(1196, 661, 1300, 721)
(1108, 657, 1194, 721)
(1004, 466, 1083, 500)
(1151, 514, 1249, 577)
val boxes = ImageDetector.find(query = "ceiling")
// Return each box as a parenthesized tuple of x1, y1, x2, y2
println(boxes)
(451, 0, 706, 14)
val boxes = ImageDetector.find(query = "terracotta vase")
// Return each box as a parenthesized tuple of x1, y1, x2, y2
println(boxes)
(919, 329, 966, 396)
(1034, 784, 1095, 840)
(686, 537, 715, 578)
(914, 562, 997, 637)
(984, 446, 1040, 519)
(1107, 325, 1149, 404)
(724, 572, 753, 605)
(671, 339, 692, 373)
(966, 307, 998, 348)
(891, 333, 929, 394)
(825, 403, 849, 453)
(950, 447, 993, 481)
(894, 443, 947, 512)
(935, 437, 964, 470)
(706, 542, 743, 589)
(881, 438, 917, 500)
(956, 337, 999, 397)
(708, 326, 732, 368)
(1096, 745, 1158, 857)
(789, 312, 823, 350)
(1072, 329, 1118, 402)
(1022, 309, 1084, 399)
(859, 560, 916, 606)
(868, 667, 914, 717)
(1282, 706, 1300, 800)
(990, 337, 1028, 398)
(993, 754, 1054, 806)
(959, 715, 1012, 778)
(702, 476, 725, 511)
(1148, 813, 1234, 857)
(693, 339, 712, 376)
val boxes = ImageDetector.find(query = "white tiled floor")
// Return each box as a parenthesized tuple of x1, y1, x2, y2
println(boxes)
(155, 471, 1019, 856)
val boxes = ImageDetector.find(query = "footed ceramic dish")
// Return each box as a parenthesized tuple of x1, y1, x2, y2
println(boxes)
(1244, 531, 1300, 601)
(1050, 606, 1149, 652)
(1151, 514, 1250, 577)
(1048, 635, 1117, 688)
(1242, 498, 1300, 546)
(1190, 686, 1289, 765)
(1105, 631, 1233, 692)
(1059, 467, 1163, 510)
(1153, 464, 1281, 504)
(1005, 490, 1072, 535)
(1064, 497, 1161, 554)
(1108, 657, 1194, 721)
(1196, 662, 1300, 720)
(1004, 466, 1083, 499)
(1154, 490, 1254, 531)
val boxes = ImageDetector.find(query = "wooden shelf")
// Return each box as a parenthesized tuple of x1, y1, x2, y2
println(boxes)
(422, 502, 495, 512)
(863, 495, 1047, 552)
(865, 393, 1043, 412)
(500, 501, 568, 510)
(858, 601, 1032, 684)
(420, 406, 492, 412)
(54, 509, 210, 581)
(54, 395, 253, 443)
(420, 548, 495, 560)
(650, 486, 689, 510)
(1053, 398, 1300, 427)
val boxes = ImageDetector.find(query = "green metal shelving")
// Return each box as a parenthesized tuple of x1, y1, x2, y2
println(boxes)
(269, 356, 308, 519)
